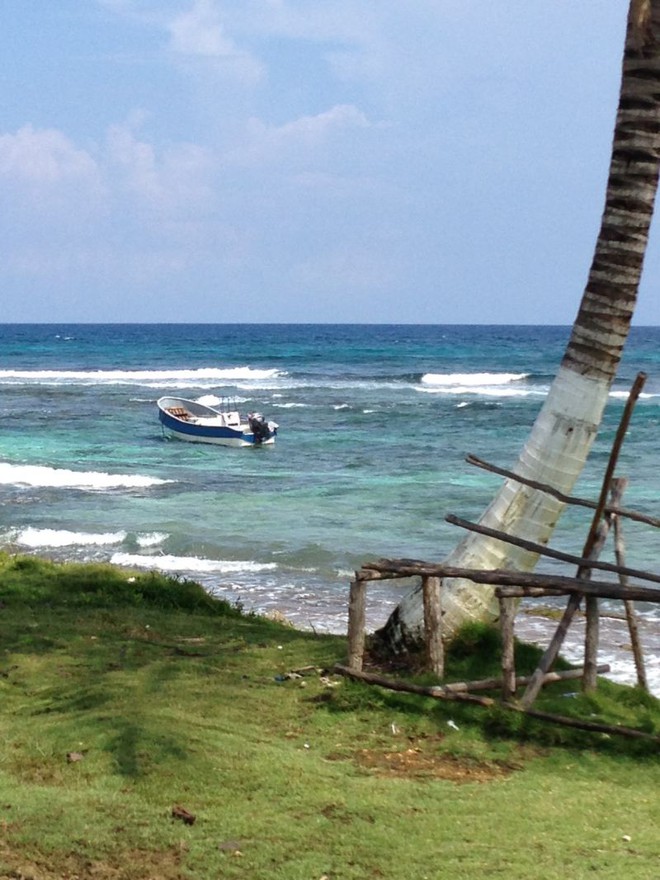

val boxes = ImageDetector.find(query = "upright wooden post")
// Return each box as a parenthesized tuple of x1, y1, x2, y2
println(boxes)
(583, 596, 600, 692)
(422, 576, 444, 678)
(610, 478, 648, 691)
(347, 578, 367, 671)
(582, 507, 616, 692)
(499, 595, 516, 702)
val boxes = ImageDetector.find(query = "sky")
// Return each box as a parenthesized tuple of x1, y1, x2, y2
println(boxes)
(2, 1, 655, 324)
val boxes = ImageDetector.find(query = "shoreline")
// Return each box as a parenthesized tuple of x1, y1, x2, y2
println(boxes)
(237, 587, 660, 697)
(4, 544, 659, 697)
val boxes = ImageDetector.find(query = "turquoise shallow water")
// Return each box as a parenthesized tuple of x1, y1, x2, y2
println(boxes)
(1, 323, 659, 690)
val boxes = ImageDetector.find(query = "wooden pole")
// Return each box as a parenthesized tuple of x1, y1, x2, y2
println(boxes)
(520, 593, 582, 708)
(422, 575, 444, 678)
(333, 665, 660, 743)
(495, 587, 569, 598)
(347, 578, 367, 671)
(521, 373, 646, 708)
(580, 371, 646, 565)
(445, 512, 660, 587)
(499, 596, 516, 702)
(582, 513, 614, 692)
(584, 477, 622, 692)
(610, 478, 649, 691)
(465, 453, 660, 529)
(583, 596, 600, 692)
(520, 508, 613, 704)
(441, 664, 610, 694)
(360, 562, 660, 604)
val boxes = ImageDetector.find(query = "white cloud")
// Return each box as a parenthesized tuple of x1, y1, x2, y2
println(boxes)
(167, 0, 264, 84)
(105, 116, 215, 214)
(0, 118, 215, 219)
(0, 125, 100, 185)
(236, 104, 370, 165)
(106, 120, 161, 200)
(168, 0, 233, 57)
(0, 114, 222, 294)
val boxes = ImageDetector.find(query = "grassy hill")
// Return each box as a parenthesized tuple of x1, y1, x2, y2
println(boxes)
(0, 554, 658, 879)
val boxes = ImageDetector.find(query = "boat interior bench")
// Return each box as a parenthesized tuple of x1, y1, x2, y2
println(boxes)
(167, 407, 192, 420)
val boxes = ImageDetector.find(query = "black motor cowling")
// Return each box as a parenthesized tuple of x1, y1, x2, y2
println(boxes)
(248, 413, 272, 444)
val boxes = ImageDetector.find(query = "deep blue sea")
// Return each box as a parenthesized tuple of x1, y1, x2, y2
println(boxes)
(1, 324, 659, 690)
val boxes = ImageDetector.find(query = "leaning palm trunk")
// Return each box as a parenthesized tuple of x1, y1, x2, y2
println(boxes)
(377, 0, 660, 653)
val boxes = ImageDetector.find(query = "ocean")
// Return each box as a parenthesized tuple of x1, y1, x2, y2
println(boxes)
(1, 323, 659, 693)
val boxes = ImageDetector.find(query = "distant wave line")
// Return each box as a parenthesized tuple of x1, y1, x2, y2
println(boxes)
(609, 390, 655, 400)
(0, 462, 172, 490)
(417, 386, 546, 398)
(0, 366, 285, 383)
(421, 371, 529, 386)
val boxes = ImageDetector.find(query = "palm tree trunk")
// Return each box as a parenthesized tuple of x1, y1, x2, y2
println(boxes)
(377, 0, 660, 653)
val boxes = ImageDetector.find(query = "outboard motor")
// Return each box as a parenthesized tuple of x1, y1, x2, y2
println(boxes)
(248, 412, 272, 444)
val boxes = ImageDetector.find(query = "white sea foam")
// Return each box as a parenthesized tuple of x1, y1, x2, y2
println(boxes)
(516, 611, 660, 696)
(0, 462, 171, 490)
(110, 552, 278, 575)
(196, 394, 249, 407)
(8, 527, 127, 548)
(419, 385, 541, 398)
(7, 527, 169, 549)
(422, 371, 529, 387)
(137, 532, 168, 548)
(0, 367, 284, 387)
(418, 371, 544, 397)
(609, 390, 655, 400)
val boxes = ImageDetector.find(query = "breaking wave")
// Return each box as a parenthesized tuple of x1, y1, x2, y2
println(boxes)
(0, 462, 171, 490)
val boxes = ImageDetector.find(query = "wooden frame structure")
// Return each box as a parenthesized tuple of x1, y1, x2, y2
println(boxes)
(339, 373, 660, 743)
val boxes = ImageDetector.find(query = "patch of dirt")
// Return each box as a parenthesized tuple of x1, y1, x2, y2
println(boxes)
(0, 844, 186, 880)
(353, 743, 519, 783)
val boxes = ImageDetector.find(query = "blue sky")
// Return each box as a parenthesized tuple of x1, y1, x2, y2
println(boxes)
(2, 1, 653, 324)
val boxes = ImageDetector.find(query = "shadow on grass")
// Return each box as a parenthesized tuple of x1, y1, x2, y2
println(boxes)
(106, 721, 189, 778)
(318, 625, 660, 757)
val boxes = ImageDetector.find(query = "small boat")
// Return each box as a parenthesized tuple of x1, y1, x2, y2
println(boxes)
(157, 396, 278, 447)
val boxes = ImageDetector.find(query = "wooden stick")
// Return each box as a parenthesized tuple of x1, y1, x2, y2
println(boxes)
(522, 372, 646, 707)
(583, 479, 626, 691)
(347, 579, 367, 671)
(582, 508, 615, 692)
(465, 453, 660, 529)
(360, 562, 660, 604)
(583, 595, 600, 692)
(582, 371, 646, 563)
(334, 664, 494, 705)
(333, 665, 659, 743)
(441, 664, 610, 693)
(422, 576, 444, 678)
(445, 513, 660, 587)
(520, 706, 659, 743)
(495, 587, 569, 598)
(520, 593, 583, 708)
(334, 664, 611, 695)
(610, 478, 649, 691)
(499, 596, 516, 702)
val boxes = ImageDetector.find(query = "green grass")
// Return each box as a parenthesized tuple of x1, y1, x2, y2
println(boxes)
(0, 553, 659, 879)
